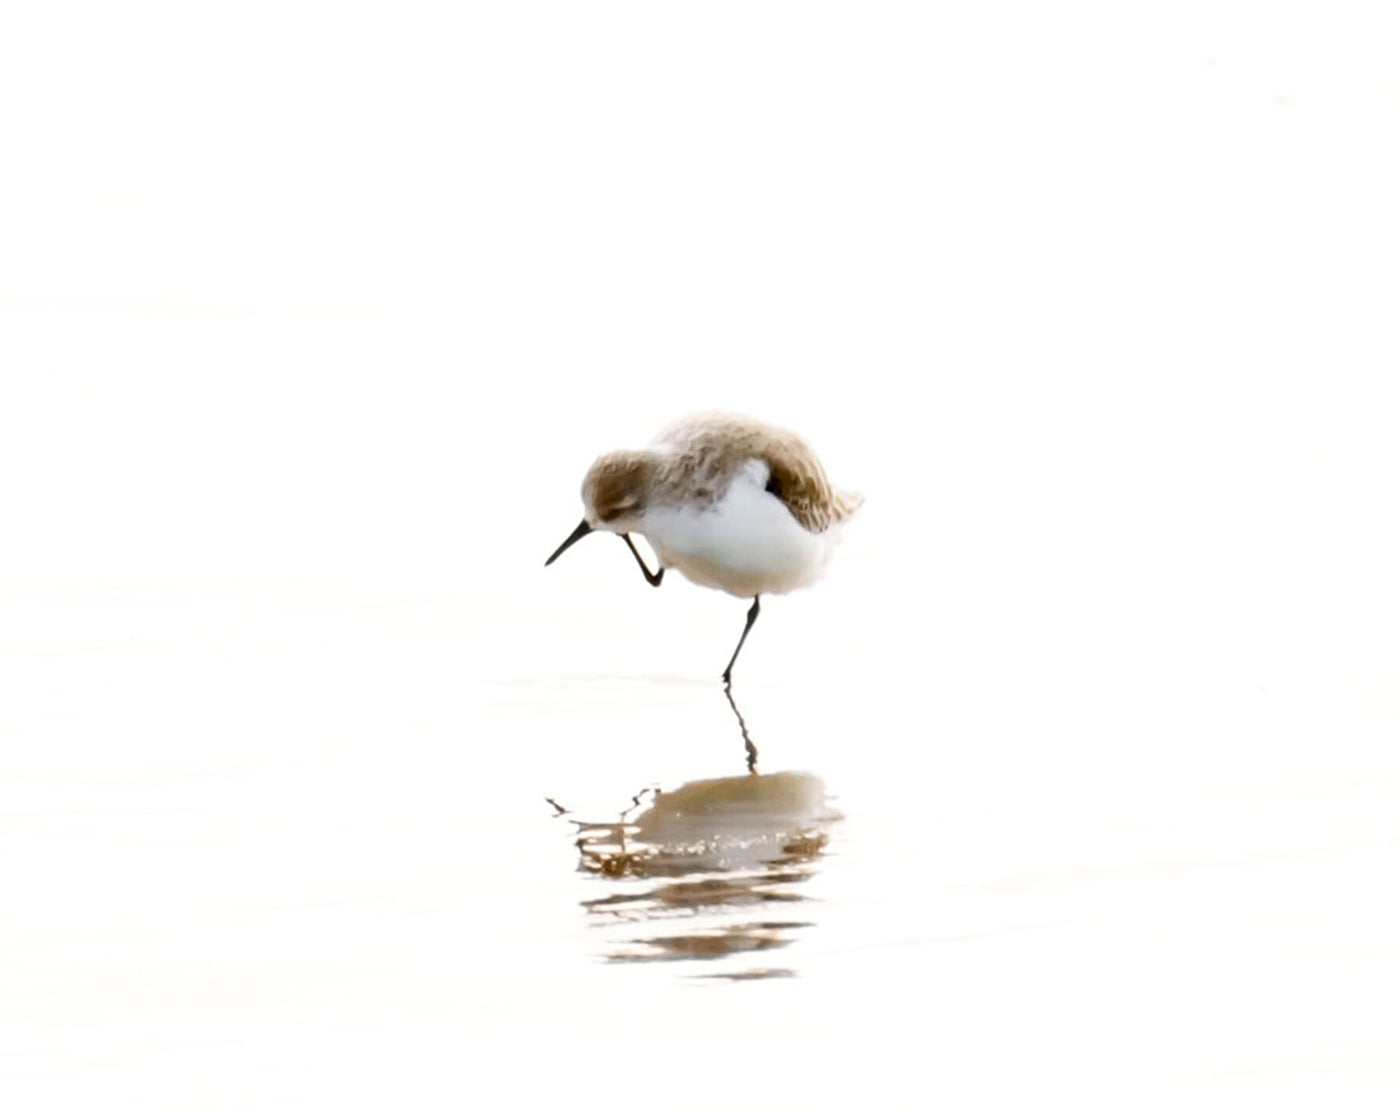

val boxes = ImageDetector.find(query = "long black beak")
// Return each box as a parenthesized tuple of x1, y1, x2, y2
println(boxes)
(545, 519, 593, 566)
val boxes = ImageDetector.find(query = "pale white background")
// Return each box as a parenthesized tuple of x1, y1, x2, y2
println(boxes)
(3, 2, 1399, 1109)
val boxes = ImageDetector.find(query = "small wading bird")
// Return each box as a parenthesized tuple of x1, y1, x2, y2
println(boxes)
(544, 412, 862, 692)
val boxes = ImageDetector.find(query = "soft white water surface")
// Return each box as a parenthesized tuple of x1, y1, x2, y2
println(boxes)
(5, 3, 1400, 1109)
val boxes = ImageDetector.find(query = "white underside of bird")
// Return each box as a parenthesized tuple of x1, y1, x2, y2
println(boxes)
(637, 459, 841, 598)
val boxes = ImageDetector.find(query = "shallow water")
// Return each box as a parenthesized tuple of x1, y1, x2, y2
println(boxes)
(5, 544, 1399, 1108)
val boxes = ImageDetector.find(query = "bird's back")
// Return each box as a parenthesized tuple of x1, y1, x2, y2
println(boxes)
(650, 412, 861, 534)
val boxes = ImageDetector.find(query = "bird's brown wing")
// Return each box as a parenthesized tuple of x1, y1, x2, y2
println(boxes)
(653, 412, 862, 533)
(760, 431, 862, 533)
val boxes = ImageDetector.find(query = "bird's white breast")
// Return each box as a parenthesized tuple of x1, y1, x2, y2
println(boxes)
(639, 461, 840, 598)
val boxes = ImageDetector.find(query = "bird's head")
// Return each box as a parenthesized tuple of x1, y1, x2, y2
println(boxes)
(544, 450, 660, 566)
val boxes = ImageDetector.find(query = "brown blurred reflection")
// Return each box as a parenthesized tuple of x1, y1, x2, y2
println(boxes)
(555, 771, 839, 977)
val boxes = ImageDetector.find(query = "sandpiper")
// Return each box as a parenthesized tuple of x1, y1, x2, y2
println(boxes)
(545, 411, 862, 682)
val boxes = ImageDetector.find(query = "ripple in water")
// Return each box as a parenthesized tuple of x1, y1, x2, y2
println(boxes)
(553, 771, 840, 979)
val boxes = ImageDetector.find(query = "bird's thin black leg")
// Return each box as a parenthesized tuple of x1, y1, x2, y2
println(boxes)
(721, 595, 761, 684)
(620, 534, 664, 587)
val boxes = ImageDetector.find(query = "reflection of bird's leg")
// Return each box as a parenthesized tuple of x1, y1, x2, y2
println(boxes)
(621, 534, 664, 587)
(721, 595, 761, 683)
(724, 678, 760, 774)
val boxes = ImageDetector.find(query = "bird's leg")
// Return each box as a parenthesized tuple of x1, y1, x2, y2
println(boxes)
(620, 534, 664, 587)
(721, 595, 761, 684)
(723, 677, 760, 774)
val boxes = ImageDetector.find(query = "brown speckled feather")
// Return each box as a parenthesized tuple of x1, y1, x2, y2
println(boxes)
(650, 412, 862, 533)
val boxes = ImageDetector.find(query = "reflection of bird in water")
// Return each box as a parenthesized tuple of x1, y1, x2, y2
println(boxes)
(552, 772, 839, 977)
(545, 412, 862, 686)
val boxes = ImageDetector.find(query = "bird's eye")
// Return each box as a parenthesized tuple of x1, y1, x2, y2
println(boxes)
(600, 498, 637, 522)
(764, 472, 782, 498)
